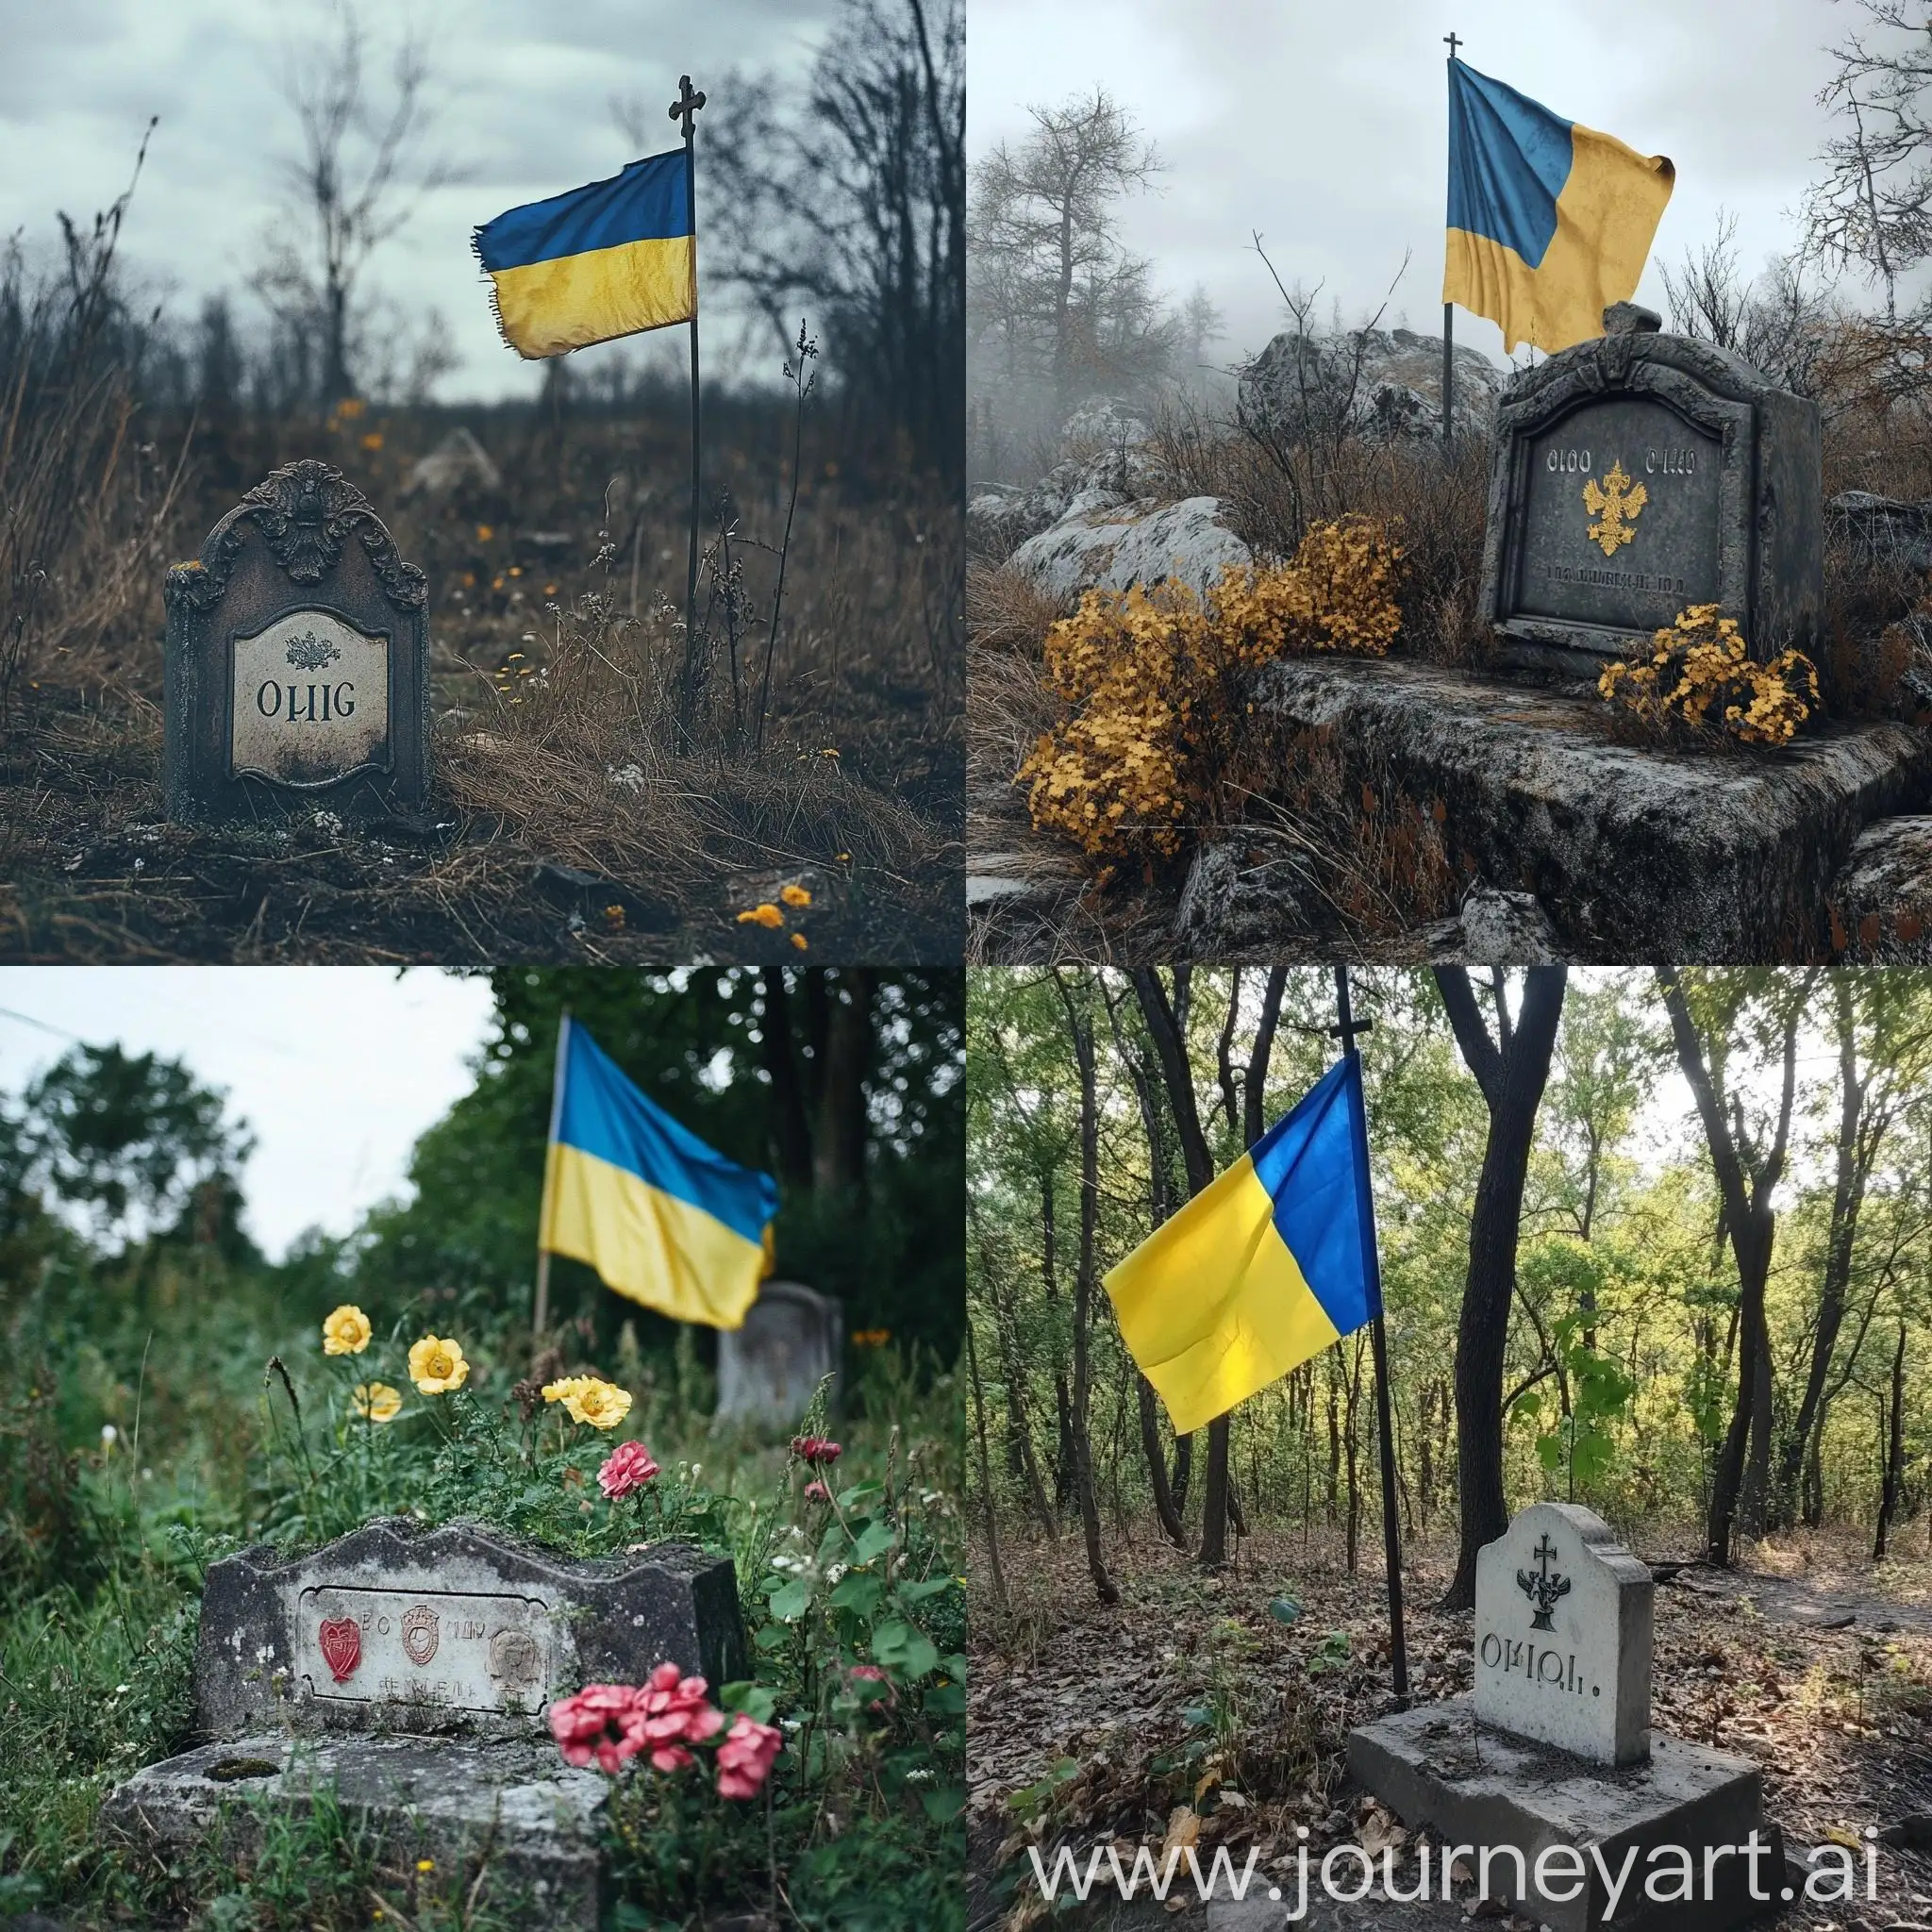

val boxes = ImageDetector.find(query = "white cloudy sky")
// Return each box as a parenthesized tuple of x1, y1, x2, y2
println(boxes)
(0, 0, 833, 401)
(0, 968, 497, 1257)
(969, 0, 1879, 375)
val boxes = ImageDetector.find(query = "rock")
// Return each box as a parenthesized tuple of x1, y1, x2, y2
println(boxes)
(1252, 655, 1932, 960)
(1877, 1813, 1932, 1849)
(405, 426, 502, 498)
(1238, 326, 1500, 445)
(1829, 815, 1932, 960)
(967, 441, 1174, 564)
(1829, 490, 1932, 575)
(1602, 301, 1662, 334)
(1008, 493, 1252, 603)
(1173, 836, 1324, 956)
(1445, 887, 1564, 964)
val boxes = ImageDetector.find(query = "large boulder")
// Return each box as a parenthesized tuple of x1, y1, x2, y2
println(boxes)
(1827, 491, 1932, 575)
(1007, 494, 1252, 604)
(968, 441, 1174, 564)
(1424, 887, 1566, 964)
(1173, 834, 1324, 955)
(1237, 326, 1500, 444)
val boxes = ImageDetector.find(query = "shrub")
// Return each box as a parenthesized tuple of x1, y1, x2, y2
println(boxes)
(1018, 515, 1403, 864)
(1598, 605, 1819, 747)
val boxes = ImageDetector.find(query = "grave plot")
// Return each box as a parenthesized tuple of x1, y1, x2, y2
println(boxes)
(968, 308, 1932, 965)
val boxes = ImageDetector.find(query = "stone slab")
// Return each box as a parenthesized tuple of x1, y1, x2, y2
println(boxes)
(194, 1517, 746, 1741)
(98, 1733, 605, 1929)
(1828, 813, 1932, 960)
(1474, 1503, 1652, 1768)
(1348, 1698, 1782, 1932)
(1251, 656, 1932, 960)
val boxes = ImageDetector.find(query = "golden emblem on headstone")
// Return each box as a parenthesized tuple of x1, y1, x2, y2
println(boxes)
(401, 1602, 440, 1666)
(1581, 460, 1647, 557)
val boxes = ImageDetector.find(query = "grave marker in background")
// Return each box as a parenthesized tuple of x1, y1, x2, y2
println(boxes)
(164, 458, 431, 823)
(717, 1279, 843, 1424)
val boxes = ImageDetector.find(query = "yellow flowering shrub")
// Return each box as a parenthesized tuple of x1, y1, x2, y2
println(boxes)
(1598, 605, 1818, 747)
(407, 1334, 470, 1394)
(1019, 516, 1404, 863)
(322, 1304, 372, 1357)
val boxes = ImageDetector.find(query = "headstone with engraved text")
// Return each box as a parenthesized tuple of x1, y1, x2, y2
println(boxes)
(164, 458, 431, 823)
(1480, 306, 1824, 675)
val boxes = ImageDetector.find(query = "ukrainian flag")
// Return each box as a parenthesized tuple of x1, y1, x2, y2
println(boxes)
(1105, 1056, 1378, 1436)
(475, 150, 695, 360)
(1444, 59, 1674, 355)
(539, 1019, 778, 1328)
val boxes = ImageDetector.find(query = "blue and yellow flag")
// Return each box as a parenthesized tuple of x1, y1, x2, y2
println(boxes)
(538, 1019, 777, 1328)
(1105, 1056, 1379, 1436)
(475, 150, 695, 360)
(1444, 59, 1673, 355)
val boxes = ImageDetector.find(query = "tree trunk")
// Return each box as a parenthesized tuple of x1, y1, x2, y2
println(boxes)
(1170, 1432, 1193, 1517)
(1433, 967, 1570, 1611)
(1875, 1322, 1907, 1561)
(965, 1314, 1008, 1611)
(811, 970, 874, 1195)
(1054, 970, 1118, 1606)
(1139, 1374, 1188, 1548)
(991, 1273, 1058, 1538)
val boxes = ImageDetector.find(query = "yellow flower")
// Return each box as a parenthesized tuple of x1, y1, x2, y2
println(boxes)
(476, 524, 494, 541)
(353, 1382, 402, 1424)
(791, 933, 808, 951)
(361, 431, 384, 452)
(408, 1335, 469, 1394)
(323, 1305, 372, 1356)
(780, 884, 812, 907)
(416, 1858, 435, 1874)
(541, 1376, 586, 1406)
(736, 903, 785, 928)
(562, 1376, 632, 1429)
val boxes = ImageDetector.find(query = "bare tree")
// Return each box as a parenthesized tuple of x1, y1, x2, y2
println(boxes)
(258, 1, 459, 405)
(1658, 210, 1831, 398)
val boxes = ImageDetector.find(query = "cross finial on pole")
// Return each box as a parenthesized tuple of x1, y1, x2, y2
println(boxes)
(669, 75, 707, 141)
(1444, 30, 1463, 59)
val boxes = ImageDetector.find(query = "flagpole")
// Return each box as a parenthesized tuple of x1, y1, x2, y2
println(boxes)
(535, 1008, 573, 1338)
(1332, 966, 1408, 1707)
(671, 75, 708, 725)
(1442, 32, 1462, 458)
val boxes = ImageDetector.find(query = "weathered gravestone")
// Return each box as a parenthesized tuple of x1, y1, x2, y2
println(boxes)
(101, 1517, 746, 1927)
(164, 458, 430, 823)
(1481, 303, 1824, 676)
(716, 1279, 843, 1424)
(1349, 1505, 1783, 1930)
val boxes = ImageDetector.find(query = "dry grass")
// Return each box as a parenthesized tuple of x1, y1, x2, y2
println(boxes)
(1, 400, 962, 962)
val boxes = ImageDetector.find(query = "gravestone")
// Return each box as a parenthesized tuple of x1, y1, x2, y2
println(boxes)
(716, 1278, 843, 1424)
(101, 1518, 747, 1928)
(1480, 304, 1824, 676)
(164, 458, 431, 823)
(1348, 1505, 1783, 1931)
(1474, 1500, 1652, 1766)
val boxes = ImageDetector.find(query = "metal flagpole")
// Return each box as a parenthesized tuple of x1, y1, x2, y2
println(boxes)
(1442, 32, 1462, 459)
(671, 75, 708, 722)
(534, 1008, 574, 1337)
(1331, 966, 1409, 1707)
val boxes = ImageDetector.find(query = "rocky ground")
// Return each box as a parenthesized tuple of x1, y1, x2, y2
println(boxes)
(968, 1529, 1932, 1932)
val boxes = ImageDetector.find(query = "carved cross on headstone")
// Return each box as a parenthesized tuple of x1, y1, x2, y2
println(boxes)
(669, 75, 707, 141)
(1516, 1531, 1571, 1630)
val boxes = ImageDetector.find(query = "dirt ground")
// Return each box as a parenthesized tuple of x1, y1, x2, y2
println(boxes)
(2, 406, 962, 964)
(967, 1528, 1932, 1932)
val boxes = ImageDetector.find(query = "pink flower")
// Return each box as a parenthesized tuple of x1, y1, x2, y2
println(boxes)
(597, 1440, 660, 1501)
(715, 1712, 783, 1799)
(637, 1660, 725, 1753)
(804, 1479, 830, 1503)
(548, 1684, 647, 1774)
(791, 1434, 841, 1466)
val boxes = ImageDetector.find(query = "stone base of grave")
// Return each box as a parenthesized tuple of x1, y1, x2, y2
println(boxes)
(1347, 1697, 1784, 1932)
(1243, 656, 1932, 961)
(99, 1734, 607, 1928)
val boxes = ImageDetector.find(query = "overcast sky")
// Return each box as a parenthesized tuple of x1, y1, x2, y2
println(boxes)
(0, 968, 497, 1258)
(969, 0, 1872, 376)
(0, 0, 833, 401)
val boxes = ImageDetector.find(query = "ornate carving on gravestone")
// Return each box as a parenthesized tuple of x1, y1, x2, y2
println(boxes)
(193, 1516, 746, 1741)
(1474, 1501, 1653, 1767)
(1479, 323, 1824, 675)
(716, 1279, 843, 1424)
(164, 459, 430, 824)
